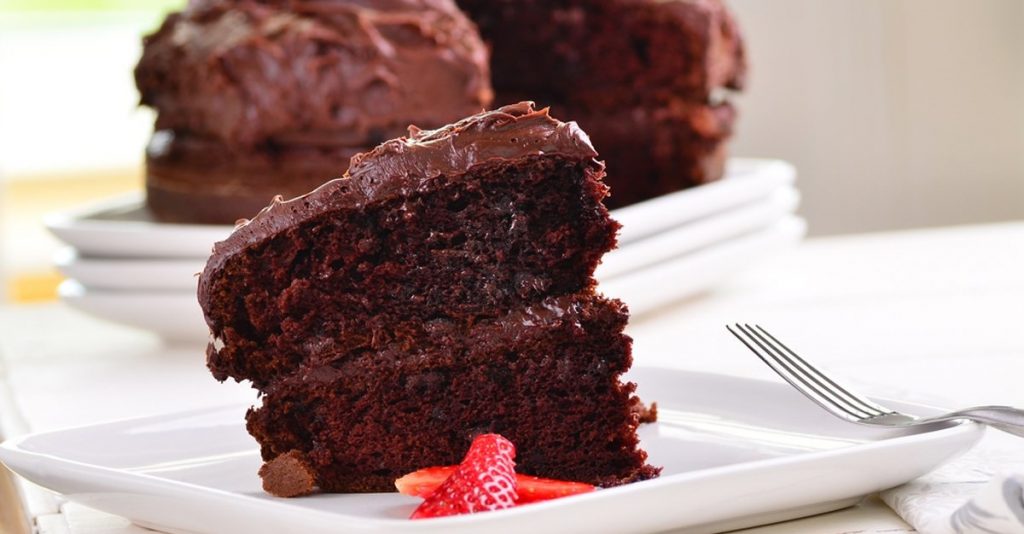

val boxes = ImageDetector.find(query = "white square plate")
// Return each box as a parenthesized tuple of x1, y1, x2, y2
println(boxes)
(0, 368, 982, 534)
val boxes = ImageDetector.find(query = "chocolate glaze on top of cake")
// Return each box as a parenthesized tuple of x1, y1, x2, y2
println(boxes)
(199, 102, 598, 304)
(135, 0, 492, 149)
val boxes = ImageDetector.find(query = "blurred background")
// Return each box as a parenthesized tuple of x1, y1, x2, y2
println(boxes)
(1, 0, 1023, 302)
(730, 0, 1024, 235)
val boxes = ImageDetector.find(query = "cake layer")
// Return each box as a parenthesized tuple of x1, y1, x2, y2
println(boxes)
(247, 293, 659, 492)
(201, 104, 618, 388)
(204, 155, 615, 387)
(146, 131, 360, 224)
(566, 100, 736, 208)
(458, 0, 745, 110)
(135, 0, 492, 149)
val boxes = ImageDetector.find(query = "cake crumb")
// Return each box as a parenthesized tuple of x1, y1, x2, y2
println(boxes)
(258, 450, 318, 498)
(637, 401, 658, 424)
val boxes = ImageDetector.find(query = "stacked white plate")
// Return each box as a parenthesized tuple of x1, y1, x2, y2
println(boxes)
(46, 158, 804, 343)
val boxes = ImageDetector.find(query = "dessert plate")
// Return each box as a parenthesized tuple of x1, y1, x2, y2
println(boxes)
(0, 368, 982, 534)
(43, 158, 795, 259)
(602, 216, 806, 316)
(614, 158, 795, 246)
(597, 187, 798, 281)
(57, 280, 207, 343)
(53, 248, 203, 291)
(43, 194, 232, 259)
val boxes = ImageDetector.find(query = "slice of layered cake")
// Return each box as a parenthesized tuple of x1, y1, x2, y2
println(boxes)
(198, 102, 659, 496)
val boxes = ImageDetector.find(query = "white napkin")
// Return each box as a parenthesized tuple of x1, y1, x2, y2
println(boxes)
(881, 432, 1024, 534)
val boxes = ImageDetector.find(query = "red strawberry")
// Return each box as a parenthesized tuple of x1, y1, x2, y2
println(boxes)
(409, 434, 518, 519)
(397, 467, 596, 504)
(396, 466, 456, 499)
(513, 474, 595, 503)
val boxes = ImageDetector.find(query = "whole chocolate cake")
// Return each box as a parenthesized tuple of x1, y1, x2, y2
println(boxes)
(135, 0, 492, 224)
(457, 0, 746, 208)
(198, 102, 659, 495)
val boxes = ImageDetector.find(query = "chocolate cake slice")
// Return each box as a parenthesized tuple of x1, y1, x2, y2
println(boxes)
(198, 102, 659, 495)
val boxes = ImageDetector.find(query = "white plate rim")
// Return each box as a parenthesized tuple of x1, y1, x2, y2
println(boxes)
(614, 158, 796, 245)
(53, 248, 203, 291)
(598, 187, 800, 280)
(43, 192, 231, 259)
(43, 192, 226, 233)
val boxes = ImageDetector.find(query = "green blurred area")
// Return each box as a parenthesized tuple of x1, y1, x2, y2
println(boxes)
(2, 0, 183, 11)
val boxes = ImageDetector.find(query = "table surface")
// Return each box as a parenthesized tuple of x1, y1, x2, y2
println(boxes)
(2, 221, 1023, 534)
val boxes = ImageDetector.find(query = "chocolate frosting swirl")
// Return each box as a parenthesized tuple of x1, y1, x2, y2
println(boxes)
(198, 102, 600, 306)
(135, 0, 492, 148)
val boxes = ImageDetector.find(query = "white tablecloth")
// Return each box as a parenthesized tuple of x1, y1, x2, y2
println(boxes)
(2, 221, 1023, 533)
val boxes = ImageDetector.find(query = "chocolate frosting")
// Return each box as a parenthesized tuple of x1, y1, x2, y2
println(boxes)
(135, 0, 492, 148)
(198, 102, 600, 306)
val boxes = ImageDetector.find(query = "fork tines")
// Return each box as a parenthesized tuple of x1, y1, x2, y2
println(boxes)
(726, 324, 895, 422)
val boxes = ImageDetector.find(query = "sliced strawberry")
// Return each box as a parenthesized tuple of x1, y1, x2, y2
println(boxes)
(397, 466, 596, 504)
(514, 474, 595, 503)
(409, 434, 518, 519)
(395, 466, 456, 499)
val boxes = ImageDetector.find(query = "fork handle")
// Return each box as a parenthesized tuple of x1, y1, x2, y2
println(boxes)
(926, 406, 1024, 438)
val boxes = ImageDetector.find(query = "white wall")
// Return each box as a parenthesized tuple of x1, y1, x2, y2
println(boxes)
(0, 12, 157, 179)
(728, 0, 1024, 235)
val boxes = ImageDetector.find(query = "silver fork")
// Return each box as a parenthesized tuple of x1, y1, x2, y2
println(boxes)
(727, 323, 1024, 437)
